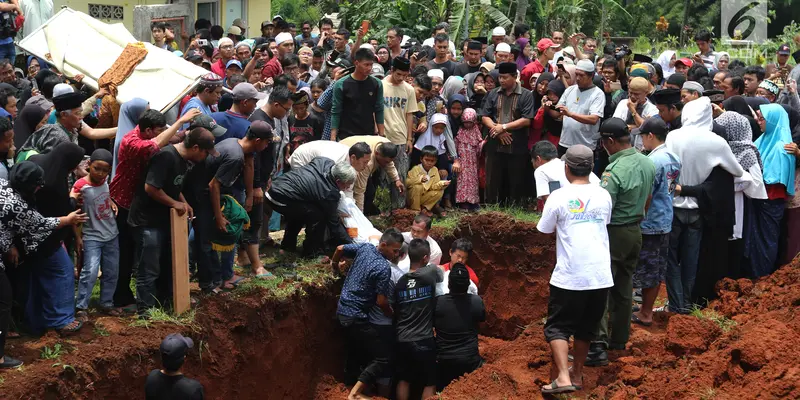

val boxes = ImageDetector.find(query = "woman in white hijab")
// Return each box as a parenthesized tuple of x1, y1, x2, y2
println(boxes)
(714, 52, 730, 72)
(656, 50, 677, 79)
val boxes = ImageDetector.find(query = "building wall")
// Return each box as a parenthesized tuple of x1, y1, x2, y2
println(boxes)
(55, 0, 165, 32)
(204, 0, 270, 37)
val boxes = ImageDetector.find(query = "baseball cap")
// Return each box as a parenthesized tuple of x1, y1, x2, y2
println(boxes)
(232, 18, 246, 30)
(232, 82, 266, 101)
(261, 21, 274, 28)
(448, 263, 471, 293)
(225, 59, 243, 70)
(561, 144, 594, 169)
(272, 15, 283, 21)
(636, 117, 668, 137)
(562, 46, 576, 58)
(599, 117, 630, 139)
(189, 114, 227, 138)
(492, 27, 506, 37)
(675, 58, 693, 67)
(160, 333, 194, 363)
(778, 43, 791, 55)
(227, 25, 242, 36)
(247, 120, 274, 141)
(536, 38, 558, 52)
(371, 64, 385, 78)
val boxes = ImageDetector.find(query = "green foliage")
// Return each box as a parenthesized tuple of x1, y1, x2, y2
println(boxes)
(479, 204, 541, 224)
(93, 324, 110, 337)
(374, 186, 391, 213)
(689, 307, 737, 333)
(131, 307, 198, 331)
(272, 0, 322, 27)
(40, 344, 63, 360)
(52, 363, 76, 373)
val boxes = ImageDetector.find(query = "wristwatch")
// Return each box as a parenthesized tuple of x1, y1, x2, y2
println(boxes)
(502, 124, 507, 131)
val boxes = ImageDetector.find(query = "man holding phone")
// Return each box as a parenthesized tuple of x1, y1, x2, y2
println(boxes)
(555, 59, 605, 157)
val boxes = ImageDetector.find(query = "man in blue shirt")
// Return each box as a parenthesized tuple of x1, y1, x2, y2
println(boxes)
(211, 83, 264, 142)
(180, 73, 223, 130)
(331, 228, 404, 400)
(632, 118, 681, 326)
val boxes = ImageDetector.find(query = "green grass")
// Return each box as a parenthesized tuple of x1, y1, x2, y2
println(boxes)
(689, 307, 737, 333)
(40, 344, 63, 360)
(93, 323, 110, 337)
(431, 212, 461, 236)
(130, 307, 198, 331)
(479, 204, 541, 224)
(52, 363, 76, 373)
(235, 260, 338, 300)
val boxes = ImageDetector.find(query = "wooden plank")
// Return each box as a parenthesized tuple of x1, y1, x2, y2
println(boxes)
(170, 209, 190, 315)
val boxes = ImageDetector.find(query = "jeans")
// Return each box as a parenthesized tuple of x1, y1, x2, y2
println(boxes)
(113, 207, 136, 307)
(133, 226, 173, 312)
(0, 42, 15, 63)
(76, 237, 120, 310)
(666, 208, 702, 314)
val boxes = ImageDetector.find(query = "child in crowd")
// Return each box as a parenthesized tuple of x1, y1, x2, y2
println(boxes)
(455, 108, 482, 211)
(406, 145, 450, 216)
(72, 149, 121, 320)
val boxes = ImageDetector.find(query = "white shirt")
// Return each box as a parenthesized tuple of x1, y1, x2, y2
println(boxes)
(611, 99, 659, 150)
(402, 232, 442, 266)
(422, 37, 457, 58)
(288, 141, 350, 169)
(534, 158, 600, 199)
(436, 268, 479, 296)
(537, 183, 614, 291)
(20, 0, 53, 39)
(557, 85, 606, 149)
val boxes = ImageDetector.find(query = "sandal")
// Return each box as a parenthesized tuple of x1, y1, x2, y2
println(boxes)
(119, 304, 137, 314)
(75, 310, 89, 323)
(255, 271, 276, 280)
(225, 275, 247, 288)
(541, 379, 579, 394)
(101, 307, 124, 317)
(57, 320, 83, 336)
(631, 313, 653, 326)
(202, 287, 224, 296)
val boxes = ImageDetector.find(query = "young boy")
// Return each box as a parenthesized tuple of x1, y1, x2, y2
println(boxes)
(394, 239, 442, 400)
(151, 22, 170, 51)
(288, 90, 323, 141)
(406, 145, 449, 215)
(73, 149, 120, 320)
(536, 145, 613, 395)
(632, 118, 681, 324)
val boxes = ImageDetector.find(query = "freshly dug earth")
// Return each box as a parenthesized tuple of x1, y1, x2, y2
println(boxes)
(2, 211, 798, 400)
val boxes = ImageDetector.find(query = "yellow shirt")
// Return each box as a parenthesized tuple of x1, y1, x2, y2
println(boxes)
(381, 77, 419, 145)
(339, 135, 400, 209)
(406, 164, 447, 191)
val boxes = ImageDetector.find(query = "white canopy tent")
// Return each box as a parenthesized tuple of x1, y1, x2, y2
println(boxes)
(17, 7, 207, 112)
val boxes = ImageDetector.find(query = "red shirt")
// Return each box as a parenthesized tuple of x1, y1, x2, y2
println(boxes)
(110, 126, 159, 209)
(440, 262, 479, 286)
(261, 57, 284, 81)
(520, 59, 554, 90)
(211, 59, 227, 78)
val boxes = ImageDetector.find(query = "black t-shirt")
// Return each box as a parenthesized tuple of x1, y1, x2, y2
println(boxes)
(205, 138, 245, 194)
(434, 293, 485, 362)
(289, 114, 323, 141)
(453, 62, 480, 78)
(144, 370, 204, 400)
(337, 75, 382, 140)
(426, 60, 456, 80)
(128, 145, 189, 228)
(394, 265, 442, 343)
(249, 108, 277, 189)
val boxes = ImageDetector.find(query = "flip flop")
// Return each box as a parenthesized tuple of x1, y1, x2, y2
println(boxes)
(57, 320, 83, 336)
(631, 313, 653, 327)
(120, 304, 137, 314)
(541, 379, 579, 394)
(255, 271, 276, 280)
(226, 275, 247, 287)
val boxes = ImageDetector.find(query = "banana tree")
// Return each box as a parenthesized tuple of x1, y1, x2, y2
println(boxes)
(448, 0, 513, 41)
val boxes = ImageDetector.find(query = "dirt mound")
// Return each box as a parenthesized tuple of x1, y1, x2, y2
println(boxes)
(440, 249, 800, 400)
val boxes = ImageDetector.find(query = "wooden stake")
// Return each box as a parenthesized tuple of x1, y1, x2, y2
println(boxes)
(170, 209, 190, 315)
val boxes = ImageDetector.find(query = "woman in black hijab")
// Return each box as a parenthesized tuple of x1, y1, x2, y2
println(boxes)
(723, 96, 762, 142)
(0, 161, 85, 367)
(26, 142, 87, 336)
(13, 104, 49, 150)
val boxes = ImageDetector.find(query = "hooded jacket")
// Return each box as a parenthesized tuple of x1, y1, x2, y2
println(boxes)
(665, 97, 744, 209)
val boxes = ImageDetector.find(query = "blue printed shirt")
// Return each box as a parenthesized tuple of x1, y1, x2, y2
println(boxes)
(641, 144, 681, 235)
(337, 243, 393, 320)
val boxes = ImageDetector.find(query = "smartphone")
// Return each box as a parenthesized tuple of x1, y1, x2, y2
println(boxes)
(197, 39, 209, 47)
(361, 20, 370, 33)
(609, 81, 622, 91)
(549, 104, 559, 111)
(342, 65, 356, 75)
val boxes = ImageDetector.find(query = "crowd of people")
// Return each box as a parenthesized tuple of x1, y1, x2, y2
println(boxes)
(0, 11, 797, 400)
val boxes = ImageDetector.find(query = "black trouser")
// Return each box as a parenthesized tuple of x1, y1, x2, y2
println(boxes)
(339, 315, 390, 387)
(192, 198, 223, 291)
(113, 207, 136, 307)
(693, 221, 730, 306)
(0, 268, 11, 359)
(270, 199, 339, 257)
(485, 151, 529, 205)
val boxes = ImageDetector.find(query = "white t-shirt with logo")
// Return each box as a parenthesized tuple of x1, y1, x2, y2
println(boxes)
(534, 158, 600, 199)
(536, 183, 613, 291)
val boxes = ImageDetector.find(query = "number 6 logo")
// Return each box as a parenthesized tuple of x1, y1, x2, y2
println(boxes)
(727, 1, 759, 39)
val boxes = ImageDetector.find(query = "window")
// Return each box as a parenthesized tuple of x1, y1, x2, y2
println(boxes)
(88, 4, 124, 21)
(196, 1, 219, 25)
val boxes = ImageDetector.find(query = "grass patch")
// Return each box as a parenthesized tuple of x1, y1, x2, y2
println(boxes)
(690, 307, 737, 333)
(480, 204, 541, 224)
(93, 323, 110, 337)
(130, 307, 198, 331)
(432, 212, 461, 236)
(40, 343, 63, 360)
(235, 262, 337, 300)
(52, 363, 76, 373)
(696, 386, 718, 400)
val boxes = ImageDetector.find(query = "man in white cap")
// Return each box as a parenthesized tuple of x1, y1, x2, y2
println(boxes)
(262, 32, 295, 80)
(485, 26, 507, 63)
(212, 37, 236, 77)
(555, 59, 605, 157)
(680, 81, 704, 104)
(493, 43, 514, 64)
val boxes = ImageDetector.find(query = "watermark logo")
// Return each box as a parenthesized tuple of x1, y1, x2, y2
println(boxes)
(721, 0, 768, 43)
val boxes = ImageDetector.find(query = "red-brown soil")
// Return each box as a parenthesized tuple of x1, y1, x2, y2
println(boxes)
(2, 211, 798, 400)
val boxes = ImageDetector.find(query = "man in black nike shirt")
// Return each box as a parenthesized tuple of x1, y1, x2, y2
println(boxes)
(394, 239, 442, 400)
